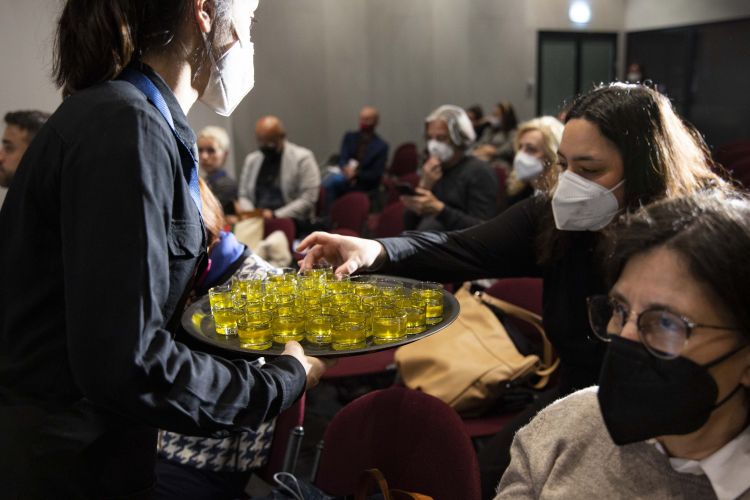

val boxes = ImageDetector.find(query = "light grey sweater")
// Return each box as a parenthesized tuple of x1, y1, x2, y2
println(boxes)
(239, 141, 320, 221)
(495, 388, 750, 500)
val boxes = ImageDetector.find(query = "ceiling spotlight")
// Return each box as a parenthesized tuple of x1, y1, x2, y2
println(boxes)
(569, 1, 592, 24)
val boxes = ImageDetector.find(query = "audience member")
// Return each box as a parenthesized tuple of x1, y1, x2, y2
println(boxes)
(625, 62, 645, 83)
(402, 105, 497, 231)
(0, 1, 324, 496)
(506, 116, 564, 206)
(0, 110, 50, 188)
(297, 83, 724, 499)
(497, 189, 750, 499)
(198, 125, 238, 214)
(238, 115, 320, 225)
(475, 101, 519, 163)
(321, 106, 389, 207)
(466, 104, 490, 140)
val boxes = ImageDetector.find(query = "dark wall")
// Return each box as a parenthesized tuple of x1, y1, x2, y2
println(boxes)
(627, 18, 750, 149)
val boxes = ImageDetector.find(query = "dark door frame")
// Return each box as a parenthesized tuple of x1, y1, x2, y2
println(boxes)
(536, 31, 618, 116)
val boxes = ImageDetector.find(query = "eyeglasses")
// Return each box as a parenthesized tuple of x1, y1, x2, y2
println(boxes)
(198, 147, 217, 155)
(586, 295, 740, 359)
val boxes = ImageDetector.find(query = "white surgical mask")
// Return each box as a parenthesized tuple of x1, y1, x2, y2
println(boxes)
(514, 151, 545, 182)
(427, 140, 454, 163)
(551, 170, 624, 231)
(200, 22, 255, 116)
(626, 72, 642, 83)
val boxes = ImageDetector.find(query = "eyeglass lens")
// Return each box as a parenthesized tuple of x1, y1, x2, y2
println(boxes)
(588, 296, 689, 358)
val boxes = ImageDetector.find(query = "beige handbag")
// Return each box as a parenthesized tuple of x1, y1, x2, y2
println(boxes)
(395, 284, 559, 417)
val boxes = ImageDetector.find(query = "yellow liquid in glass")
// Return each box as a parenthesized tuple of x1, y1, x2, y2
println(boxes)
(213, 308, 239, 336)
(237, 320, 272, 349)
(331, 321, 366, 350)
(404, 308, 426, 334)
(272, 315, 305, 342)
(425, 302, 443, 325)
(371, 316, 406, 341)
(305, 316, 333, 344)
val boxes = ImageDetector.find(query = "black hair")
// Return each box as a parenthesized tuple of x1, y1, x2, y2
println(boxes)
(4, 110, 51, 140)
(495, 101, 518, 133)
(603, 188, 750, 339)
(466, 105, 484, 120)
(53, 0, 232, 96)
(537, 83, 725, 265)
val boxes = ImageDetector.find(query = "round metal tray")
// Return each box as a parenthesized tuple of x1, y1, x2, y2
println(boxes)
(181, 276, 459, 358)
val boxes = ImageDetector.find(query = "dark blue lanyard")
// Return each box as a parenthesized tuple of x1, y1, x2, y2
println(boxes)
(118, 68, 202, 214)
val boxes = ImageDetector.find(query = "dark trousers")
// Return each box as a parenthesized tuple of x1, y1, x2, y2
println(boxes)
(154, 459, 251, 500)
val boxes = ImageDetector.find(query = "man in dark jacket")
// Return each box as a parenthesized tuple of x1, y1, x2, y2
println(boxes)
(321, 106, 389, 208)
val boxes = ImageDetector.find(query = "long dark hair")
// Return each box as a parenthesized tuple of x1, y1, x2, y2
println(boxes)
(53, 0, 231, 96)
(603, 188, 750, 339)
(537, 83, 725, 264)
(495, 101, 518, 134)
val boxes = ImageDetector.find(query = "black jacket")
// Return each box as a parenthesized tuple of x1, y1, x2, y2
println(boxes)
(381, 196, 607, 393)
(0, 66, 305, 498)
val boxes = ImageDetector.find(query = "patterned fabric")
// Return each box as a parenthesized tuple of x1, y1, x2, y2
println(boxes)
(158, 252, 279, 472)
(158, 420, 275, 472)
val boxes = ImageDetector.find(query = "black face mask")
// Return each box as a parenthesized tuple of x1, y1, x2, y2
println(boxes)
(260, 145, 281, 158)
(598, 336, 745, 445)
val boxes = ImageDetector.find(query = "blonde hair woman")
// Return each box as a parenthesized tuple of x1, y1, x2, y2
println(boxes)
(506, 116, 564, 206)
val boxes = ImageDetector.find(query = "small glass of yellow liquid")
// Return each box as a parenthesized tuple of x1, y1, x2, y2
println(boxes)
(398, 296, 426, 335)
(377, 280, 405, 299)
(414, 282, 444, 325)
(237, 311, 273, 350)
(371, 309, 407, 344)
(331, 321, 367, 350)
(327, 274, 351, 294)
(209, 285, 239, 336)
(272, 312, 305, 343)
(305, 313, 334, 345)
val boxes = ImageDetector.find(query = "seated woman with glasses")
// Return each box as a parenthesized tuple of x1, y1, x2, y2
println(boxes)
(496, 189, 750, 500)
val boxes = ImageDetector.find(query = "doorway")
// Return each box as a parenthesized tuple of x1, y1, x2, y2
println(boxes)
(537, 31, 618, 117)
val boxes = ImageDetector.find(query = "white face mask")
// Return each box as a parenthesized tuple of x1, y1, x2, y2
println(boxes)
(551, 170, 624, 231)
(514, 151, 545, 182)
(626, 72, 642, 83)
(427, 139, 454, 163)
(200, 22, 255, 117)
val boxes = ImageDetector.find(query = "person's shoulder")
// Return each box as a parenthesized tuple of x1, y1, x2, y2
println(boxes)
(520, 387, 603, 441)
(52, 81, 167, 141)
(374, 134, 389, 149)
(342, 130, 358, 141)
(464, 156, 495, 174)
(286, 141, 315, 159)
(60, 80, 156, 118)
(243, 150, 263, 166)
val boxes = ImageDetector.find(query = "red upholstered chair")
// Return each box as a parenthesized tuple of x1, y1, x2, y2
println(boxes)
(263, 217, 297, 253)
(387, 143, 419, 177)
(372, 201, 405, 238)
(316, 186, 327, 217)
(383, 171, 419, 206)
(725, 158, 750, 191)
(460, 278, 547, 439)
(485, 277, 543, 315)
(330, 192, 370, 233)
(314, 387, 481, 500)
(714, 139, 750, 170)
(321, 348, 397, 380)
(258, 394, 306, 483)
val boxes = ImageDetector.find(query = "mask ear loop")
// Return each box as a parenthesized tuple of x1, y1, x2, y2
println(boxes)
(704, 343, 750, 409)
